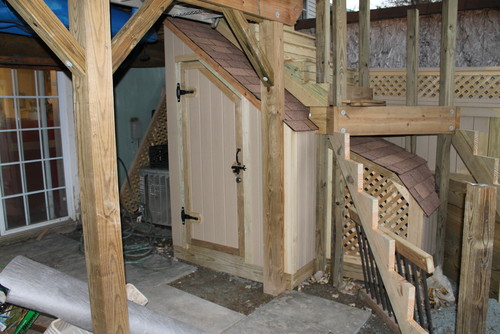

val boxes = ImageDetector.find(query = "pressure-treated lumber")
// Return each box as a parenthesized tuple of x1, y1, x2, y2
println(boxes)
(112, 0, 173, 73)
(260, 20, 286, 296)
(5, 0, 85, 76)
(457, 184, 496, 334)
(434, 0, 458, 267)
(181, 0, 303, 25)
(331, 162, 345, 287)
(332, 0, 347, 106)
(222, 8, 274, 87)
(359, 0, 370, 88)
(331, 132, 426, 334)
(451, 130, 500, 217)
(310, 106, 459, 136)
(315, 136, 329, 272)
(405, 8, 419, 153)
(68, 0, 130, 332)
(315, 0, 330, 84)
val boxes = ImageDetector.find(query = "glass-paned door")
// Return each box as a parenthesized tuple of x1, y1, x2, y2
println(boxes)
(0, 68, 70, 234)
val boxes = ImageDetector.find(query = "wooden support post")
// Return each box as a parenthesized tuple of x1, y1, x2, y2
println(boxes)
(358, 0, 370, 88)
(112, 0, 173, 73)
(314, 0, 330, 273)
(488, 117, 500, 160)
(434, 0, 457, 267)
(331, 161, 345, 287)
(69, 0, 130, 332)
(315, 0, 330, 84)
(405, 8, 419, 154)
(330, 0, 347, 288)
(260, 20, 286, 296)
(222, 8, 274, 87)
(457, 184, 496, 334)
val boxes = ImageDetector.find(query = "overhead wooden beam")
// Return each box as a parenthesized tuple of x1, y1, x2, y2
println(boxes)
(222, 8, 274, 87)
(112, 0, 172, 73)
(6, 0, 85, 76)
(457, 183, 496, 334)
(310, 106, 460, 136)
(359, 0, 370, 88)
(260, 19, 286, 296)
(435, 0, 458, 267)
(405, 8, 419, 154)
(181, 0, 303, 25)
(69, 0, 130, 332)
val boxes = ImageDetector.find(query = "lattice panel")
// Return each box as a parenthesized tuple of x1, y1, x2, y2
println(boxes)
(343, 165, 409, 256)
(368, 70, 500, 101)
(119, 94, 168, 212)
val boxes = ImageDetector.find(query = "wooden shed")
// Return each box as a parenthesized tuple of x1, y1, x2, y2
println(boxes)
(164, 17, 319, 289)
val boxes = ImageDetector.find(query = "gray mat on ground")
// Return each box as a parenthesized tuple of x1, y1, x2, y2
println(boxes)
(223, 290, 371, 334)
(0, 256, 205, 334)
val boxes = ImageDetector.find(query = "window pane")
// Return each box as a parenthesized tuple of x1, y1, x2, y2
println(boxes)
(20, 98, 39, 128)
(47, 129, 63, 158)
(22, 130, 41, 161)
(0, 131, 19, 163)
(1, 165, 23, 196)
(0, 68, 13, 96)
(47, 159, 65, 189)
(43, 98, 60, 127)
(16, 69, 36, 97)
(50, 189, 68, 219)
(28, 192, 47, 224)
(0, 98, 17, 130)
(5, 196, 25, 230)
(25, 162, 44, 192)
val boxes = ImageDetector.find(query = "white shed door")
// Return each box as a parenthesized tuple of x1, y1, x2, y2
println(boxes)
(180, 61, 243, 256)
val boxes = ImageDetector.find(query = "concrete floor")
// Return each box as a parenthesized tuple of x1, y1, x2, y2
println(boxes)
(0, 233, 371, 333)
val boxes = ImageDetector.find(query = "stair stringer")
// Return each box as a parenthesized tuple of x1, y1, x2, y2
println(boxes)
(330, 132, 427, 334)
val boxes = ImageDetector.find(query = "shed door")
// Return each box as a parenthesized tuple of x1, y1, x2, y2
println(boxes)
(180, 61, 244, 256)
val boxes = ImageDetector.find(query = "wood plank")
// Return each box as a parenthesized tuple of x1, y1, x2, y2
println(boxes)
(358, 0, 370, 88)
(311, 106, 460, 136)
(405, 8, 419, 154)
(181, 0, 303, 25)
(434, 0, 458, 267)
(331, 161, 345, 287)
(6, 0, 85, 76)
(260, 20, 286, 296)
(112, 0, 172, 73)
(68, 0, 129, 332)
(457, 184, 496, 334)
(285, 259, 315, 289)
(488, 117, 500, 160)
(164, 19, 261, 110)
(315, 136, 329, 272)
(315, 0, 330, 84)
(222, 8, 274, 87)
(331, 0, 347, 106)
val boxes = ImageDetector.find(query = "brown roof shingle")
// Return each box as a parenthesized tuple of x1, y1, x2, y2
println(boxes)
(351, 136, 440, 216)
(167, 17, 317, 132)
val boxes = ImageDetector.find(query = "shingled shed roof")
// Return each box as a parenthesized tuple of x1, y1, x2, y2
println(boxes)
(350, 137, 440, 216)
(166, 17, 318, 132)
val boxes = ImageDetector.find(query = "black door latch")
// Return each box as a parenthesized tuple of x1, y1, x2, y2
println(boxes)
(231, 148, 247, 175)
(181, 207, 199, 225)
(176, 83, 194, 102)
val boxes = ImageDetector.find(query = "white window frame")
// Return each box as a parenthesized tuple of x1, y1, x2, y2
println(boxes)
(0, 71, 78, 235)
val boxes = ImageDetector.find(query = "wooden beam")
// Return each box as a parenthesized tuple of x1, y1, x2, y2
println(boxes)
(315, 136, 329, 272)
(331, 161, 345, 287)
(405, 8, 419, 154)
(457, 184, 496, 334)
(310, 106, 460, 136)
(358, 0, 370, 88)
(222, 8, 274, 87)
(69, 0, 130, 332)
(6, 0, 85, 76)
(315, 0, 330, 84)
(260, 20, 286, 296)
(112, 0, 172, 73)
(332, 0, 347, 106)
(435, 0, 459, 267)
(181, 0, 303, 25)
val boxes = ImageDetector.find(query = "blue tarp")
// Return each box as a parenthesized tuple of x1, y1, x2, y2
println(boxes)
(0, 0, 157, 42)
